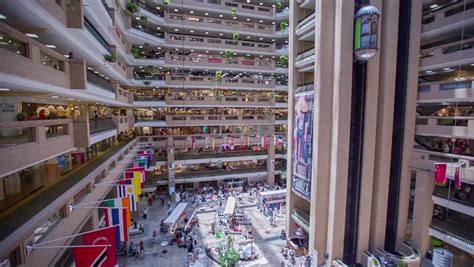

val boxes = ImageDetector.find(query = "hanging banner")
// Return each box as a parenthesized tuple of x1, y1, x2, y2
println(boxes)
(73, 226, 117, 267)
(292, 91, 314, 200)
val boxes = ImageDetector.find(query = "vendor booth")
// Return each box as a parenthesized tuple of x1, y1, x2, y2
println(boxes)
(162, 202, 188, 236)
(224, 179, 245, 193)
(258, 189, 286, 216)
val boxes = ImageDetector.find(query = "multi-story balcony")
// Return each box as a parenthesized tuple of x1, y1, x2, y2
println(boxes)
(164, 33, 276, 54)
(295, 48, 315, 72)
(290, 207, 310, 232)
(419, 37, 474, 70)
(415, 116, 474, 138)
(421, 1, 474, 38)
(297, 0, 316, 9)
(150, 0, 276, 17)
(0, 119, 75, 176)
(112, 115, 135, 133)
(410, 149, 474, 183)
(174, 165, 268, 183)
(432, 188, 474, 217)
(163, 95, 281, 107)
(295, 12, 315, 40)
(418, 79, 474, 103)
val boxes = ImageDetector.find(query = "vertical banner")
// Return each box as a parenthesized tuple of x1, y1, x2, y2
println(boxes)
(292, 91, 314, 200)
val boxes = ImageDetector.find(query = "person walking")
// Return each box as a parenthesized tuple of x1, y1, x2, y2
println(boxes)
(143, 208, 148, 220)
(139, 240, 145, 254)
(160, 193, 165, 206)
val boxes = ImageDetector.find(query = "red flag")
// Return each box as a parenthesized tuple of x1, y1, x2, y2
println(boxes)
(454, 165, 461, 189)
(434, 163, 447, 185)
(73, 246, 108, 267)
(82, 226, 117, 267)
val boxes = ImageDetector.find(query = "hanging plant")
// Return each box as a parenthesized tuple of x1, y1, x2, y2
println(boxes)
(143, 80, 151, 85)
(224, 49, 233, 62)
(130, 47, 140, 58)
(215, 71, 222, 83)
(231, 7, 237, 18)
(140, 15, 148, 22)
(279, 21, 288, 31)
(276, 1, 283, 12)
(125, 2, 140, 14)
(163, 0, 171, 4)
(232, 32, 240, 44)
(278, 55, 287, 67)
(103, 52, 117, 62)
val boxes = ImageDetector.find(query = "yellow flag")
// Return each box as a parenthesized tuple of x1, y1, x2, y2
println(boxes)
(133, 171, 144, 183)
(132, 175, 142, 196)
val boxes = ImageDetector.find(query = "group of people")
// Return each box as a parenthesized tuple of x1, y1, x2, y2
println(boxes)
(128, 240, 145, 259)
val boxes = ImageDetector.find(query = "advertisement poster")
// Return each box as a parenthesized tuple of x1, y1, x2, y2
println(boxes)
(292, 91, 314, 200)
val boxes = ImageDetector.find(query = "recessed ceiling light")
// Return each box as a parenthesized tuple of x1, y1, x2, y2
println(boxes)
(156, 6, 161, 10)
(0, 14, 6, 20)
(174, 9, 179, 12)
(220, 51, 223, 54)
(139, 66, 143, 68)
(100, 74, 104, 77)
(219, 33, 223, 36)
(156, 27, 161, 30)
(205, 32, 209, 34)
(190, 30, 194, 33)
(138, 45, 143, 48)
(247, 0, 250, 3)
(25, 33, 39, 38)
(94, 71, 99, 74)
(51, 95, 59, 98)
(190, 11, 194, 14)
(45, 44, 56, 48)
(0, 88, 11, 91)
(87, 67, 93, 70)
(219, 14, 223, 17)
(259, 20, 263, 23)
(443, 67, 451, 70)
(246, 54, 250, 56)
(158, 47, 161, 49)
(205, 51, 209, 53)
(105, 77, 109, 80)
(175, 48, 179, 51)
(259, 2, 263, 5)
(190, 49, 194, 52)
(425, 70, 433, 73)
(67, 98, 75, 101)
(259, 37, 263, 40)
(271, 39, 275, 41)
(430, 4, 439, 8)
(135, 17, 140, 20)
(246, 18, 251, 21)
(205, 13, 209, 16)
(63, 54, 70, 58)
(174, 28, 179, 31)
(246, 36, 251, 39)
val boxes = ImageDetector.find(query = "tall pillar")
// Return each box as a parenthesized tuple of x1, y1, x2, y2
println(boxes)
(0, 178, 4, 200)
(411, 171, 434, 257)
(267, 136, 275, 186)
(167, 147, 176, 201)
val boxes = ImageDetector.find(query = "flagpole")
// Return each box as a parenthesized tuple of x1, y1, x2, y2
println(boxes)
(33, 225, 118, 246)
(72, 197, 128, 208)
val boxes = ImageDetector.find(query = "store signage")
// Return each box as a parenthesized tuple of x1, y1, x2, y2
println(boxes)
(439, 81, 472, 91)
(0, 103, 15, 113)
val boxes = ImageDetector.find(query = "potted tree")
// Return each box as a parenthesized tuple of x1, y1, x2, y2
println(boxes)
(279, 21, 288, 32)
(103, 52, 117, 62)
(125, 1, 140, 14)
(143, 80, 151, 85)
(232, 32, 240, 45)
(130, 47, 140, 58)
(224, 49, 233, 63)
(231, 7, 237, 18)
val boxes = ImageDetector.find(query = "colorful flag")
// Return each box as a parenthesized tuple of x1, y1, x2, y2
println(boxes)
(132, 174, 142, 196)
(73, 226, 117, 267)
(104, 198, 130, 234)
(434, 163, 447, 185)
(104, 207, 128, 242)
(117, 183, 137, 209)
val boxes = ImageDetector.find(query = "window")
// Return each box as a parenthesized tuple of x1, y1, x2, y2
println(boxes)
(0, 32, 28, 57)
(45, 124, 68, 138)
(40, 51, 65, 72)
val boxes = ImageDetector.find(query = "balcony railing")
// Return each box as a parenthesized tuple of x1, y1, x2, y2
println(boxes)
(164, 75, 276, 89)
(290, 207, 310, 232)
(0, 119, 75, 175)
(296, 12, 315, 36)
(164, 53, 277, 71)
(155, 0, 274, 17)
(295, 48, 315, 68)
(418, 80, 474, 102)
(165, 114, 275, 126)
(165, 33, 275, 53)
(415, 116, 474, 138)
(420, 37, 474, 68)
(429, 225, 474, 254)
(174, 150, 267, 160)
(431, 216, 474, 252)
(422, 1, 474, 34)
(164, 95, 276, 106)
(87, 70, 115, 93)
(84, 17, 110, 52)
(89, 118, 116, 134)
(165, 12, 274, 34)
(176, 165, 267, 179)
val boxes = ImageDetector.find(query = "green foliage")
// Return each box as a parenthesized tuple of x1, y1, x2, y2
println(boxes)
(218, 248, 240, 267)
(278, 55, 287, 66)
(125, 2, 140, 13)
(130, 47, 140, 58)
(224, 49, 233, 62)
(279, 21, 288, 31)
(163, 0, 171, 4)
(103, 52, 117, 62)
(215, 71, 223, 83)
(143, 80, 151, 85)
(232, 32, 240, 44)
(276, 1, 283, 11)
(146, 65, 156, 72)
(140, 15, 148, 22)
(231, 7, 237, 18)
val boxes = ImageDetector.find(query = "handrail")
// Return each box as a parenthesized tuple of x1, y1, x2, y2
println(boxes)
(422, 0, 474, 19)
(421, 36, 474, 54)
(0, 119, 72, 129)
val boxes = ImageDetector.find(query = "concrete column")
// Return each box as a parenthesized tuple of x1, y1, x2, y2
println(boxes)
(367, 0, 400, 256)
(267, 136, 275, 186)
(411, 171, 434, 257)
(325, 0, 354, 261)
(167, 147, 175, 200)
(396, 0, 423, 246)
(0, 178, 4, 200)
(310, 0, 336, 262)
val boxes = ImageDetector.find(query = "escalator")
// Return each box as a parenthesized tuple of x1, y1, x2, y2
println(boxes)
(414, 135, 435, 151)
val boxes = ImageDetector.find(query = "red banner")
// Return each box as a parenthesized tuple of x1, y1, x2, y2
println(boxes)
(73, 246, 108, 267)
(82, 227, 117, 267)
(434, 163, 447, 185)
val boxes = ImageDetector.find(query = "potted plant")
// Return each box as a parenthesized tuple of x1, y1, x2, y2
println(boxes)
(232, 32, 240, 45)
(279, 21, 288, 31)
(103, 52, 117, 62)
(276, 1, 283, 12)
(278, 55, 287, 67)
(125, 1, 140, 14)
(130, 47, 140, 58)
(143, 80, 151, 85)
(215, 71, 222, 83)
(163, 0, 171, 4)
(231, 7, 237, 18)
(224, 49, 233, 62)
(146, 65, 156, 72)
(140, 15, 148, 22)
